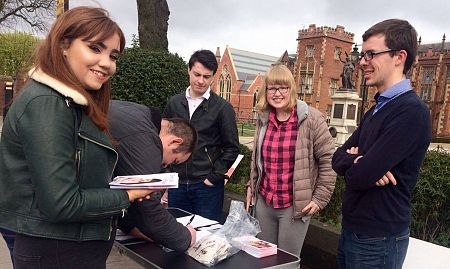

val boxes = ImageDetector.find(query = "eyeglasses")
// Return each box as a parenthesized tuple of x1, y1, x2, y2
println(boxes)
(359, 49, 397, 61)
(267, 86, 289, 94)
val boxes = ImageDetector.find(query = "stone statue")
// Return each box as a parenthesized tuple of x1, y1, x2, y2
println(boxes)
(339, 52, 355, 89)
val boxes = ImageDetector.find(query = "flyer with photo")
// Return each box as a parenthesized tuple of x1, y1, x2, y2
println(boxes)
(109, 172, 178, 189)
(231, 235, 277, 258)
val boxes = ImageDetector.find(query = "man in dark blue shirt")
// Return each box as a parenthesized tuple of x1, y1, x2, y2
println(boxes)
(332, 19, 431, 269)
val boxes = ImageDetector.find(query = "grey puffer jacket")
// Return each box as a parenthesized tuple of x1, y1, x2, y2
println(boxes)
(249, 100, 336, 219)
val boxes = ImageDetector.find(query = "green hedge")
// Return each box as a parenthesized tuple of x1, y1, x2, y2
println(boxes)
(226, 149, 450, 247)
(431, 137, 450, 143)
(410, 149, 450, 246)
(111, 48, 188, 111)
(228, 144, 252, 185)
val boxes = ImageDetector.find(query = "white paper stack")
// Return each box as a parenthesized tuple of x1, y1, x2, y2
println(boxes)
(231, 235, 277, 258)
(109, 173, 178, 189)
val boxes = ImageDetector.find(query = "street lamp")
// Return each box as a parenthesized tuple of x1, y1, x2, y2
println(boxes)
(350, 45, 359, 64)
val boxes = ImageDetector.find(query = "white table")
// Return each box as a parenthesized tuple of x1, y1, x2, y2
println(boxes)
(403, 237, 450, 269)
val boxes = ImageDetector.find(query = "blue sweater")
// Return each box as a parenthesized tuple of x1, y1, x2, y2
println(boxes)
(332, 90, 431, 236)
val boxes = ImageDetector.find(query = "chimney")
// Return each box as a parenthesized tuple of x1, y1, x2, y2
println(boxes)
(215, 47, 221, 63)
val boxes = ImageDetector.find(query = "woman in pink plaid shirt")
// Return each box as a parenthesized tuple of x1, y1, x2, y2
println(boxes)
(246, 65, 336, 259)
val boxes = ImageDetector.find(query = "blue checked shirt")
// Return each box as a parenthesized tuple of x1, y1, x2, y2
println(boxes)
(373, 79, 412, 115)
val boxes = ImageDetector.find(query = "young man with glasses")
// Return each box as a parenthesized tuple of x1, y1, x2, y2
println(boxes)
(332, 19, 431, 268)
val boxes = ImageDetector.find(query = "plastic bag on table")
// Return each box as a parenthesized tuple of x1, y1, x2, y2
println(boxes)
(186, 200, 260, 267)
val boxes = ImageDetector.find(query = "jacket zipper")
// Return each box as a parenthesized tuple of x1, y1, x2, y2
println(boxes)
(78, 132, 121, 239)
(78, 133, 118, 172)
(291, 119, 302, 222)
(75, 149, 81, 181)
(205, 147, 214, 166)
(253, 119, 265, 208)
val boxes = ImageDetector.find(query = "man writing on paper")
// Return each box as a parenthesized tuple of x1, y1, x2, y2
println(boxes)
(108, 100, 198, 251)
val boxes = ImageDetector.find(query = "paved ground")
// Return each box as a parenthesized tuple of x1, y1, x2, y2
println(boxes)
(0, 238, 145, 269)
(0, 238, 13, 269)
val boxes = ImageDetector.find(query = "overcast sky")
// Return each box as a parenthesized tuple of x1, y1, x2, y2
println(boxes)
(71, 0, 447, 61)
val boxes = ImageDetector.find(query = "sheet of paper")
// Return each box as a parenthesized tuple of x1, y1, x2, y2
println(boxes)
(196, 223, 222, 231)
(195, 230, 212, 243)
(225, 154, 244, 177)
(176, 215, 218, 228)
(109, 172, 178, 189)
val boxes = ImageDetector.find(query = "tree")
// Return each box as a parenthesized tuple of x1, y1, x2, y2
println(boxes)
(0, 0, 55, 33)
(136, 0, 169, 51)
(0, 31, 41, 76)
(111, 48, 188, 111)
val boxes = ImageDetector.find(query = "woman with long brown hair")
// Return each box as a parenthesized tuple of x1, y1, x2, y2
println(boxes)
(0, 7, 152, 268)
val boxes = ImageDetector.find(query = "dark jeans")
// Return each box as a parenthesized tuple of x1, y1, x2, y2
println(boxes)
(0, 228, 16, 266)
(13, 232, 115, 269)
(337, 227, 410, 269)
(168, 181, 224, 222)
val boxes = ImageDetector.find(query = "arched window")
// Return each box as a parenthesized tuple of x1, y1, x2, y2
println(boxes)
(218, 74, 224, 96)
(219, 65, 231, 101)
(252, 88, 259, 120)
(253, 88, 259, 108)
(420, 66, 434, 101)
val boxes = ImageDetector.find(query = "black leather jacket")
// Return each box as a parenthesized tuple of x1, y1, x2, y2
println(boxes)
(163, 91, 239, 185)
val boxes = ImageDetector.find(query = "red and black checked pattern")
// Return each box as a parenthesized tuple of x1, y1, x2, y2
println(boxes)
(259, 109, 298, 208)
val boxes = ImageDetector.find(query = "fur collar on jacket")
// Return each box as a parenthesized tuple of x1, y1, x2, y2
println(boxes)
(29, 68, 88, 106)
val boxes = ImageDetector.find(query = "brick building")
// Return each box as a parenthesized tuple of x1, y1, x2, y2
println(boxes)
(410, 37, 450, 137)
(211, 46, 278, 122)
(293, 24, 355, 120)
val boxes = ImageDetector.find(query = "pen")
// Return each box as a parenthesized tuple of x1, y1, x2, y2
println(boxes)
(186, 214, 195, 226)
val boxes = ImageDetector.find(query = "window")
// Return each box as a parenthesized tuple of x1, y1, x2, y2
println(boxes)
(219, 65, 232, 101)
(300, 75, 313, 94)
(420, 66, 434, 101)
(347, 104, 356, 120)
(333, 104, 344, 119)
(253, 88, 259, 108)
(329, 79, 339, 96)
(326, 105, 332, 124)
(306, 45, 314, 58)
(334, 47, 342, 60)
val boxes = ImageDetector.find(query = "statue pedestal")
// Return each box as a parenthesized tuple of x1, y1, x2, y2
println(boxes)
(328, 89, 361, 146)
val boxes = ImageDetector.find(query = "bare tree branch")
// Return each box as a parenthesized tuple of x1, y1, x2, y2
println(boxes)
(0, 0, 55, 33)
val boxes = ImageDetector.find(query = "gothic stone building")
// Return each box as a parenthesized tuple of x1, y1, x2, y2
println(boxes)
(410, 38, 450, 137)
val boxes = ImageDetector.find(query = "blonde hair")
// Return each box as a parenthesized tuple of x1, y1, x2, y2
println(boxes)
(256, 65, 297, 113)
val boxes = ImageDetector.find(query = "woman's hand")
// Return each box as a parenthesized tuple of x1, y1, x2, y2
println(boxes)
(302, 201, 320, 216)
(126, 189, 154, 202)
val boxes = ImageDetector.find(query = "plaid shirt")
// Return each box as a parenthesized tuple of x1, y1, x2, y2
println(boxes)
(259, 108, 298, 208)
